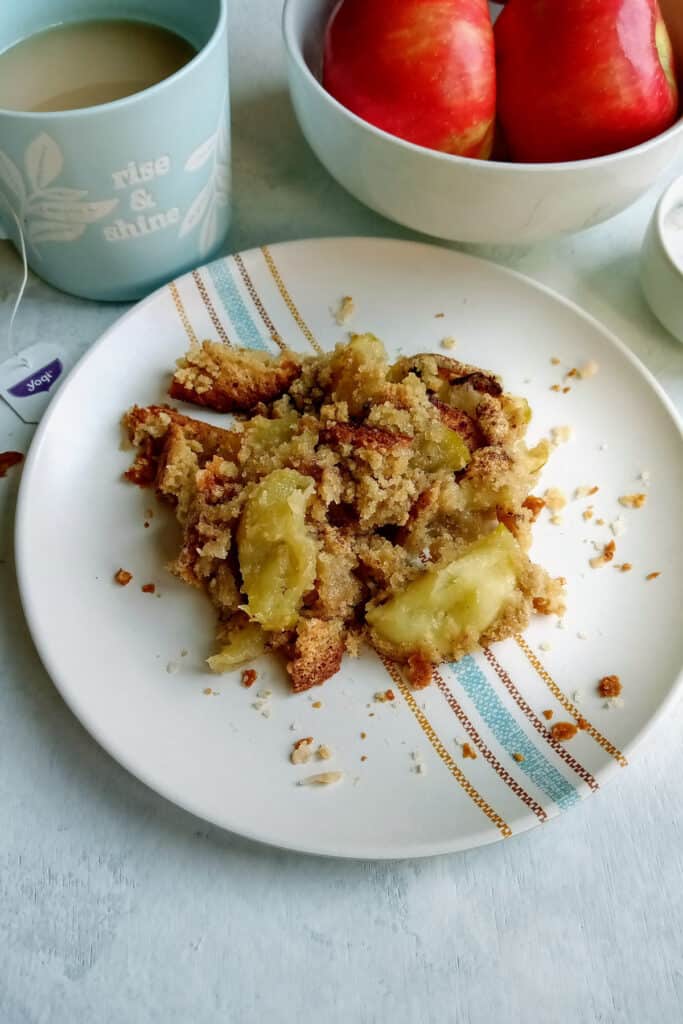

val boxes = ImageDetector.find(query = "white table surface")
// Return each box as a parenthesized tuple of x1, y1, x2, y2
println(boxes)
(2, 4, 683, 1022)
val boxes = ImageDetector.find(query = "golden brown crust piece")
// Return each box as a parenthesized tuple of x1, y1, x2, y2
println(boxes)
(123, 404, 239, 490)
(286, 618, 346, 692)
(169, 341, 302, 412)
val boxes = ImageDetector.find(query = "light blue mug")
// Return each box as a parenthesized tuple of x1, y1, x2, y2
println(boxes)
(0, 0, 229, 301)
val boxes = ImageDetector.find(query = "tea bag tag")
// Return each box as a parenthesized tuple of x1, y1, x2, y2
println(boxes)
(0, 342, 67, 424)
(0, 210, 69, 423)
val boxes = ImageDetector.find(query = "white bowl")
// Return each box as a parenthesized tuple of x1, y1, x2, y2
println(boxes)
(641, 174, 683, 343)
(283, 0, 683, 245)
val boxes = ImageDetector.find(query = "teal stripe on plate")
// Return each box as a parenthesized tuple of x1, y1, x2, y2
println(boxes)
(451, 656, 579, 810)
(207, 259, 268, 351)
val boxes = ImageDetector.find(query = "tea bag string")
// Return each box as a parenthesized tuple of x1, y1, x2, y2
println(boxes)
(4, 208, 30, 369)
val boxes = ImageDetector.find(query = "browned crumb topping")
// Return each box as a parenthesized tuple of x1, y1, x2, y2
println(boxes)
(241, 668, 257, 688)
(170, 341, 301, 413)
(597, 675, 622, 698)
(550, 721, 578, 742)
(590, 540, 616, 569)
(114, 568, 133, 586)
(462, 742, 477, 759)
(141, 582, 156, 594)
(407, 653, 434, 690)
(123, 335, 559, 693)
(619, 493, 647, 509)
(646, 571, 661, 581)
(512, 752, 525, 763)
(0, 451, 24, 478)
(542, 709, 554, 721)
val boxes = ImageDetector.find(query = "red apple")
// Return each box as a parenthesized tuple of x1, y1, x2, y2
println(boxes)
(495, 0, 679, 163)
(323, 0, 496, 159)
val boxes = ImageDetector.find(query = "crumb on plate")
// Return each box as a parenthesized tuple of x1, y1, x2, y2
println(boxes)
(550, 721, 578, 742)
(590, 540, 616, 569)
(141, 582, 156, 594)
(335, 295, 355, 325)
(597, 675, 622, 698)
(619, 493, 647, 509)
(297, 771, 343, 786)
(114, 568, 133, 586)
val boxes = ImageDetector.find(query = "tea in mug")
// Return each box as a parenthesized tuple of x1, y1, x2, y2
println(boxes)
(0, 19, 196, 112)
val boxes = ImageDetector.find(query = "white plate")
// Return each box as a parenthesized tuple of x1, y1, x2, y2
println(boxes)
(15, 238, 683, 859)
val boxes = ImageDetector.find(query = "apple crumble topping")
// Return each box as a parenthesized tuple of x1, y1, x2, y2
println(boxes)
(122, 335, 564, 692)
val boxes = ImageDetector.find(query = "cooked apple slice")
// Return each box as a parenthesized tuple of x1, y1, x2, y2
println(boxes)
(207, 621, 266, 672)
(367, 525, 524, 661)
(237, 469, 317, 630)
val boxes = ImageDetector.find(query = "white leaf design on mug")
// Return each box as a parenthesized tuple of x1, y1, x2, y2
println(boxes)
(179, 181, 212, 239)
(25, 133, 64, 192)
(0, 133, 118, 252)
(199, 199, 218, 255)
(28, 220, 87, 244)
(184, 134, 217, 172)
(181, 95, 230, 255)
(0, 151, 27, 207)
(27, 197, 119, 224)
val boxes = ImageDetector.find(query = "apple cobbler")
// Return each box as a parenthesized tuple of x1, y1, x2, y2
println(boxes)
(122, 334, 564, 691)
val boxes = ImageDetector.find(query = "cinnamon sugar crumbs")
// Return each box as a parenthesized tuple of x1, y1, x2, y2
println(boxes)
(597, 675, 622, 698)
(619, 493, 647, 509)
(550, 721, 578, 742)
(114, 569, 133, 586)
(462, 742, 477, 759)
(646, 572, 661, 581)
(590, 539, 616, 569)
(542, 709, 554, 721)
(141, 582, 156, 593)
(512, 752, 525, 763)
(241, 668, 258, 688)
